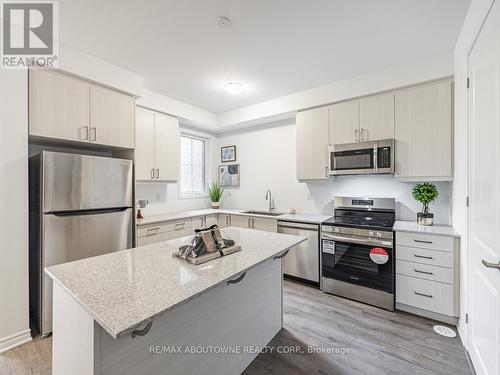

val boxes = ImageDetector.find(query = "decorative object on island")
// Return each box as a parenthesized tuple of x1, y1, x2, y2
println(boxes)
(136, 199, 148, 219)
(221, 145, 237, 162)
(208, 182, 224, 209)
(412, 182, 439, 226)
(219, 163, 240, 186)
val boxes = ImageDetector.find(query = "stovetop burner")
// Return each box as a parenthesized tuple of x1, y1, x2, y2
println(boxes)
(322, 196, 396, 231)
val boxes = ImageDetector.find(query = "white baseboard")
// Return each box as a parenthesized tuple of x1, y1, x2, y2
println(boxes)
(0, 329, 32, 354)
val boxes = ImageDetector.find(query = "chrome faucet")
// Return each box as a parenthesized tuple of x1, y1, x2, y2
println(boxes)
(265, 188, 275, 212)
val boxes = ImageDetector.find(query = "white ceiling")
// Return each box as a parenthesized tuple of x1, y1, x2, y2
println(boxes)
(59, 0, 470, 114)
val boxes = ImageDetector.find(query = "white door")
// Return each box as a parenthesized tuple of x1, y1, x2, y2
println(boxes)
(154, 112, 180, 181)
(467, 2, 500, 374)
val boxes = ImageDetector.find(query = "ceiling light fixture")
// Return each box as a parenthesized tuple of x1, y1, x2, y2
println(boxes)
(224, 80, 247, 95)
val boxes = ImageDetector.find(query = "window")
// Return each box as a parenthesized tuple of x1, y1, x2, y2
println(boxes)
(179, 134, 207, 198)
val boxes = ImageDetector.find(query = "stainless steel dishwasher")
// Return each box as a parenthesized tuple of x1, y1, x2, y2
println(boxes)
(278, 221, 320, 285)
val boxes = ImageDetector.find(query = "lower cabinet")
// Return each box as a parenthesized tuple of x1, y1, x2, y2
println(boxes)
(395, 231, 459, 323)
(231, 215, 277, 232)
(137, 218, 192, 246)
(217, 214, 232, 228)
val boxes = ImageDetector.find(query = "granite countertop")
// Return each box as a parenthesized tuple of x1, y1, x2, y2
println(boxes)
(393, 220, 460, 237)
(137, 208, 331, 226)
(45, 227, 306, 339)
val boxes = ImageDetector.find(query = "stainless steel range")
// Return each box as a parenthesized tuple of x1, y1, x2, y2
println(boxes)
(321, 197, 395, 310)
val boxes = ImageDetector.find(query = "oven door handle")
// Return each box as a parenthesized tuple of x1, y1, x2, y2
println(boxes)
(323, 234, 393, 248)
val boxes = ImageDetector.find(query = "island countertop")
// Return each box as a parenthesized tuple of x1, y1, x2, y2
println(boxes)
(45, 227, 306, 339)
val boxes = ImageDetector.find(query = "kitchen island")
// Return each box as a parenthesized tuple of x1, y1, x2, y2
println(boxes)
(45, 227, 305, 375)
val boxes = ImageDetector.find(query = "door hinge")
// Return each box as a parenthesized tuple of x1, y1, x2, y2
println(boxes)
(467, 77, 470, 89)
(465, 313, 469, 324)
(466, 196, 469, 207)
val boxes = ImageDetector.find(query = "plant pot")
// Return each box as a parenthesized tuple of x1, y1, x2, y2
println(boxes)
(417, 212, 434, 226)
(211, 201, 220, 209)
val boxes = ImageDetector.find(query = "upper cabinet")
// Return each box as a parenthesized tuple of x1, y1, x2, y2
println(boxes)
(328, 100, 359, 144)
(329, 93, 395, 145)
(29, 69, 135, 148)
(89, 85, 135, 148)
(395, 79, 453, 181)
(296, 107, 330, 180)
(29, 69, 90, 143)
(359, 92, 395, 141)
(135, 107, 180, 182)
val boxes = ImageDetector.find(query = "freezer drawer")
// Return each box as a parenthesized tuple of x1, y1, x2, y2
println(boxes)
(40, 151, 133, 212)
(34, 208, 132, 336)
(278, 221, 320, 283)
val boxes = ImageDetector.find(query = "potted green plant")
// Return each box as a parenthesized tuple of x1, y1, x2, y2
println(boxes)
(208, 182, 224, 209)
(412, 182, 439, 226)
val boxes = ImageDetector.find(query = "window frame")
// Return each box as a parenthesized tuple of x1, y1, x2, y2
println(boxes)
(178, 132, 209, 199)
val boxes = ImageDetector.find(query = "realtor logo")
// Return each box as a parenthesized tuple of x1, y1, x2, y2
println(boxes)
(1, 1, 58, 68)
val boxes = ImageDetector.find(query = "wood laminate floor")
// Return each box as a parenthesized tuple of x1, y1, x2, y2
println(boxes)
(0, 280, 471, 375)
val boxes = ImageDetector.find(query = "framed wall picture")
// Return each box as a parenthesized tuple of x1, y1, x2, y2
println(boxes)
(221, 145, 237, 162)
(219, 164, 240, 186)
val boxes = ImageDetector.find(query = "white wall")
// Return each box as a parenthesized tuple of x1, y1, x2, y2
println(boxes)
(0, 70, 31, 352)
(216, 122, 452, 224)
(453, 0, 494, 348)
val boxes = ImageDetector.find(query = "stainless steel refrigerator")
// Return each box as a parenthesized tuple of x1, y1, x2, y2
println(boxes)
(29, 151, 133, 336)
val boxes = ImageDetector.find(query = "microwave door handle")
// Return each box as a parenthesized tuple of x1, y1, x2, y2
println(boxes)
(373, 144, 378, 172)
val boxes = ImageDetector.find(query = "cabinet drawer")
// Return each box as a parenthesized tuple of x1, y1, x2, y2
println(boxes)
(396, 231, 454, 252)
(396, 274, 454, 316)
(137, 231, 174, 246)
(396, 260, 454, 284)
(396, 245, 454, 268)
(137, 219, 192, 238)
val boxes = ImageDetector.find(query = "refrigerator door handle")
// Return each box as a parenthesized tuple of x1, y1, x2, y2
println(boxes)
(51, 207, 130, 217)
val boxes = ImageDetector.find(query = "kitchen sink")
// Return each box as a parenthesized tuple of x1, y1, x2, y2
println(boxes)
(241, 210, 285, 217)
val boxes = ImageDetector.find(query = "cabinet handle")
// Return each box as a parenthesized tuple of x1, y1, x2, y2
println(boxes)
(80, 126, 89, 140)
(482, 259, 500, 270)
(227, 272, 246, 285)
(91, 127, 97, 142)
(414, 254, 433, 260)
(414, 269, 433, 275)
(252, 218, 255, 228)
(175, 223, 185, 230)
(248, 218, 252, 228)
(156, 169, 160, 179)
(274, 249, 290, 260)
(131, 321, 153, 338)
(414, 239, 433, 244)
(414, 291, 433, 298)
(225, 216, 228, 225)
(325, 166, 329, 178)
(354, 129, 359, 142)
(360, 128, 366, 141)
(151, 168, 155, 180)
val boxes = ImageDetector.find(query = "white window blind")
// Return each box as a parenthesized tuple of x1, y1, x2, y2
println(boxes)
(179, 134, 207, 198)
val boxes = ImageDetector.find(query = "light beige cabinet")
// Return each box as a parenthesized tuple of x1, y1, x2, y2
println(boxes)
(328, 99, 359, 145)
(29, 69, 90, 143)
(395, 79, 453, 181)
(296, 107, 330, 180)
(29, 69, 135, 148)
(231, 215, 277, 232)
(89, 85, 135, 148)
(359, 92, 394, 141)
(135, 107, 180, 181)
(395, 230, 459, 324)
(217, 214, 232, 228)
(329, 93, 394, 145)
(137, 218, 192, 246)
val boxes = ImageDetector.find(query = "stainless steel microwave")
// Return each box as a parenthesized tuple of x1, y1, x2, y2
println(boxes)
(329, 139, 394, 176)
